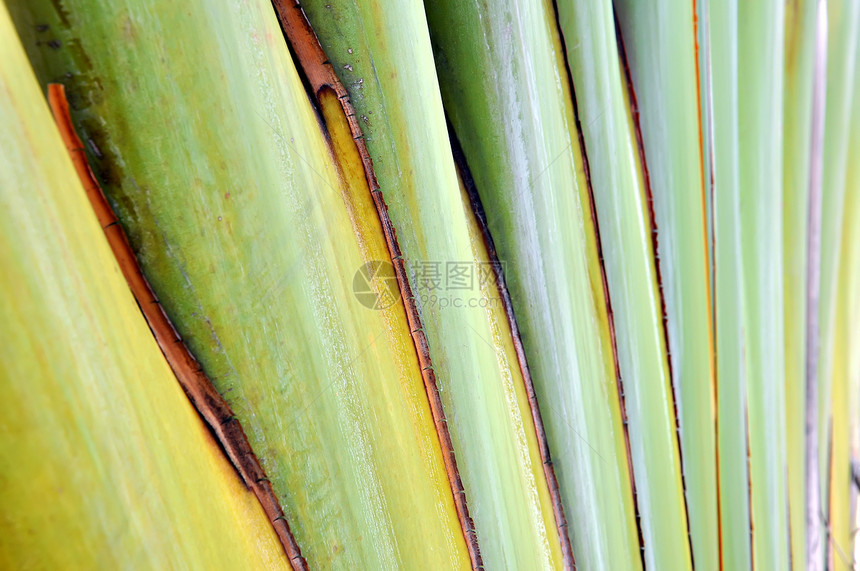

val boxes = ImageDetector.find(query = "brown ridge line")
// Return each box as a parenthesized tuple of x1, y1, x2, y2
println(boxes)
(268, 2, 483, 568)
(613, 11, 697, 567)
(47, 84, 308, 571)
(824, 421, 843, 570)
(446, 119, 576, 570)
(745, 392, 755, 571)
(691, 2, 724, 569)
(709, 116, 723, 567)
(711, 170, 724, 571)
(549, 1, 644, 566)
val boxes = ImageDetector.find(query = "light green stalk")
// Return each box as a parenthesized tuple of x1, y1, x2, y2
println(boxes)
(783, 0, 817, 566)
(708, 2, 753, 568)
(737, 1, 790, 568)
(697, 0, 714, 303)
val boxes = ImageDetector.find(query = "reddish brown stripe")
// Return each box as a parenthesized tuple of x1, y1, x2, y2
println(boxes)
(690, 2, 724, 568)
(48, 84, 308, 571)
(745, 398, 755, 571)
(269, 2, 483, 567)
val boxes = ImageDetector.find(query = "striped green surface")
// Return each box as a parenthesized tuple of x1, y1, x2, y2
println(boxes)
(782, 1, 817, 566)
(708, 2, 753, 567)
(7, 0, 469, 567)
(274, 0, 567, 567)
(559, 1, 691, 568)
(425, 0, 641, 568)
(816, 7, 860, 567)
(613, 1, 719, 566)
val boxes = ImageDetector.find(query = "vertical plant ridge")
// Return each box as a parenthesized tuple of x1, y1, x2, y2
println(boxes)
(268, 2, 483, 566)
(554, 0, 692, 566)
(426, 0, 642, 566)
(47, 84, 308, 571)
(816, 4, 860, 568)
(446, 124, 575, 568)
(616, 45, 692, 563)
(746, 402, 755, 570)
(826, 65, 860, 566)
(693, 3, 725, 566)
(736, 0, 790, 566)
(613, 0, 724, 563)
(692, 0, 715, 314)
(614, 17, 696, 567)
(288, 1, 570, 566)
(707, 1, 755, 567)
(694, 5, 727, 566)
(783, 0, 818, 567)
(550, 3, 645, 564)
(805, 1, 828, 568)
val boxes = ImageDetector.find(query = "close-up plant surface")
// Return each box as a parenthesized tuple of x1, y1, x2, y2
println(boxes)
(1, 0, 858, 569)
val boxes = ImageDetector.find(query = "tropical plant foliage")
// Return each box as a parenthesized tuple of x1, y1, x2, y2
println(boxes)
(1, 0, 858, 569)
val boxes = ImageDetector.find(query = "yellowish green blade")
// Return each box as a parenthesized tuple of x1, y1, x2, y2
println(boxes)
(829, 183, 859, 569)
(7, 0, 470, 567)
(612, 1, 719, 566)
(783, 1, 817, 566)
(816, 7, 860, 567)
(737, 1, 790, 568)
(707, 2, 753, 568)
(0, 8, 288, 567)
(298, 0, 567, 567)
(826, 30, 860, 570)
(842, 62, 860, 569)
